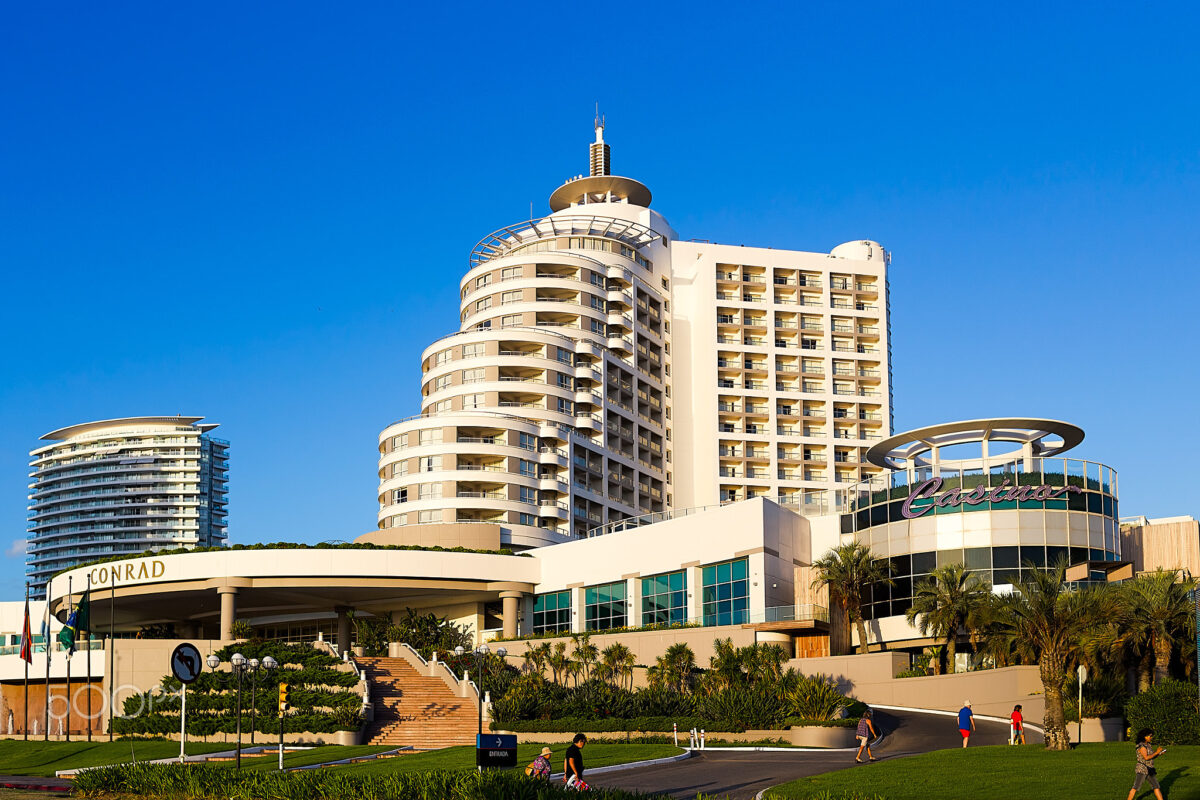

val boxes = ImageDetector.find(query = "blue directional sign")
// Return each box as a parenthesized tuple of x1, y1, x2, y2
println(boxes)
(476, 734, 518, 767)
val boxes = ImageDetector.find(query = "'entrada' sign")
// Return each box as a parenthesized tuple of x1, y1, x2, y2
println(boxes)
(900, 477, 1082, 519)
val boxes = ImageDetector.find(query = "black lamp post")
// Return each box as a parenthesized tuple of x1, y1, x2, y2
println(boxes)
(455, 643, 507, 746)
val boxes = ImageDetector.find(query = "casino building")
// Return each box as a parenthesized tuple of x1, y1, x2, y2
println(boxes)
(42, 416, 1130, 665)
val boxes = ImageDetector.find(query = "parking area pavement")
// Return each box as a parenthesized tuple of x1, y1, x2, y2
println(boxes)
(590, 709, 1038, 799)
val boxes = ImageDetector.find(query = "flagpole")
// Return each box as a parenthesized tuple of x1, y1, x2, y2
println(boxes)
(86, 573, 92, 742)
(23, 583, 29, 741)
(109, 568, 115, 742)
(44, 580, 51, 742)
(65, 574, 71, 742)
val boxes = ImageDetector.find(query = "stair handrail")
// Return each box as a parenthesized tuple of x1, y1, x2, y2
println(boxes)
(397, 642, 429, 666)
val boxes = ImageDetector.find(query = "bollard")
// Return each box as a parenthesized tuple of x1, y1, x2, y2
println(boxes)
(700, 729, 705, 749)
(673, 722, 678, 747)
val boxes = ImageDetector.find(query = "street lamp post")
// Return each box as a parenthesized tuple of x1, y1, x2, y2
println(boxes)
(248, 658, 260, 744)
(230, 652, 246, 769)
(455, 642, 506, 766)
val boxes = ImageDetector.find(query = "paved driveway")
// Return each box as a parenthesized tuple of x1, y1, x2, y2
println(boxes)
(591, 709, 1040, 799)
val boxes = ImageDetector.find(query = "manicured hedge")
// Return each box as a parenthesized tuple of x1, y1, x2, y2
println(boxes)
(1125, 679, 1200, 745)
(113, 642, 362, 736)
(72, 763, 666, 799)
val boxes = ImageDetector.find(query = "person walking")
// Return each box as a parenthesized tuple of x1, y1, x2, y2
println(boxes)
(525, 746, 552, 780)
(855, 709, 878, 763)
(1009, 704, 1025, 746)
(564, 733, 589, 790)
(957, 700, 975, 747)
(1126, 728, 1166, 800)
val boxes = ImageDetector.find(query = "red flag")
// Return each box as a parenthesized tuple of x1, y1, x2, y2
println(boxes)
(19, 596, 33, 664)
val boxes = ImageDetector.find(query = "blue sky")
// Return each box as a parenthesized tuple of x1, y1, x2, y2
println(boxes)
(2, 3, 1198, 598)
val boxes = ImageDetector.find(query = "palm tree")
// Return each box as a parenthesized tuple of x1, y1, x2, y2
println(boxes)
(570, 633, 598, 681)
(601, 643, 636, 690)
(521, 641, 550, 676)
(989, 562, 1105, 750)
(547, 641, 569, 685)
(810, 542, 892, 655)
(1123, 569, 1195, 684)
(905, 564, 991, 674)
(649, 642, 696, 693)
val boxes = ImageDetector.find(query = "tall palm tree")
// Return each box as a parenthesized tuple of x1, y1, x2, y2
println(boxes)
(905, 563, 991, 674)
(990, 562, 1106, 750)
(811, 542, 892, 655)
(1123, 569, 1196, 684)
(601, 642, 636, 690)
(547, 641, 569, 685)
(570, 633, 598, 681)
(650, 642, 696, 693)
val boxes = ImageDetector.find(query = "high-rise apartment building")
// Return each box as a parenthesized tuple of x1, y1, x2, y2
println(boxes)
(26, 416, 228, 595)
(376, 122, 891, 549)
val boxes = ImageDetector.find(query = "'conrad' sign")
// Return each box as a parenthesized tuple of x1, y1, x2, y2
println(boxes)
(90, 559, 166, 586)
(901, 477, 1083, 519)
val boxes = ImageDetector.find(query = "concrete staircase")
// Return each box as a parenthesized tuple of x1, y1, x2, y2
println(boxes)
(357, 656, 479, 749)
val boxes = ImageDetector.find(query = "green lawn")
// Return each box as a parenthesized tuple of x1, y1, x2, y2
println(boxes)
(328, 742, 683, 775)
(208, 744, 393, 771)
(765, 743, 1200, 799)
(0, 740, 229, 777)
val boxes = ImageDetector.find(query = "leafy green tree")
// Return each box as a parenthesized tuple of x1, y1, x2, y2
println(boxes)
(810, 542, 892, 654)
(905, 563, 991, 674)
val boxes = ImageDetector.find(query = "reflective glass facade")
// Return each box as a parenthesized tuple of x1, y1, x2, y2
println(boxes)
(533, 590, 571, 633)
(584, 581, 627, 631)
(840, 458, 1120, 621)
(641, 570, 687, 625)
(701, 557, 749, 626)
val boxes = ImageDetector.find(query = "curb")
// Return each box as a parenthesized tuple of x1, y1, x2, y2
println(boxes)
(868, 704, 1047, 734)
(288, 747, 410, 770)
(550, 750, 693, 780)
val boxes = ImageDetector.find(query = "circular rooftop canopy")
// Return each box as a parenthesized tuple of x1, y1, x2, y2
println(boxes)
(548, 175, 652, 212)
(865, 418, 1085, 470)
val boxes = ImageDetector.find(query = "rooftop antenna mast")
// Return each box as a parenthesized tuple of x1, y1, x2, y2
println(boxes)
(590, 103, 610, 177)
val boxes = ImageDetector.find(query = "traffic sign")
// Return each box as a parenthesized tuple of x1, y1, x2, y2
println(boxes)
(475, 733, 517, 768)
(170, 643, 203, 684)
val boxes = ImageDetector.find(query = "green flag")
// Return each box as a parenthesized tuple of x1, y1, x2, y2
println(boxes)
(57, 589, 89, 657)
(75, 590, 90, 636)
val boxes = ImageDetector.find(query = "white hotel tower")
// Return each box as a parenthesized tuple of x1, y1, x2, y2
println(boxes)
(377, 122, 891, 549)
(26, 416, 229, 596)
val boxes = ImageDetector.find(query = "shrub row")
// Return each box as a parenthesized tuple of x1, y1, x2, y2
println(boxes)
(1125, 679, 1200, 745)
(495, 716, 745, 733)
(73, 763, 656, 800)
(495, 715, 856, 733)
(113, 643, 362, 735)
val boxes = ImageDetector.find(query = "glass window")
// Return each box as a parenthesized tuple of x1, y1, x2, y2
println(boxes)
(463, 343, 485, 358)
(642, 570, 687, 626)
(519, 486, 536, 503)
(533, 590, 571, 634)
(701, 557, 749, 626)
(584, 581, 628, 631)
(419, 429, 443, 445)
